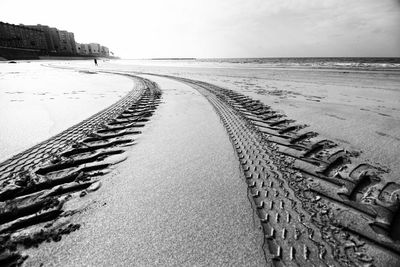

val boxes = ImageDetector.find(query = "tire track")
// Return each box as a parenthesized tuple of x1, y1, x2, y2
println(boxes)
(0, 74, 162, 266)
(140, 73, 400, 267)
(186, 80, 339, 267)
(0, 74, 145, 180)
(4, 66, 399, 266)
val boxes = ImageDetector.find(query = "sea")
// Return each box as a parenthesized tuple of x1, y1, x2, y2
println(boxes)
(125, 57, 400, 71)
(200, 57, 400, 70)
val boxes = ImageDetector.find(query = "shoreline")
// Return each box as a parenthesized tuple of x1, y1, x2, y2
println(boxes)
(3, 57, 400, 73)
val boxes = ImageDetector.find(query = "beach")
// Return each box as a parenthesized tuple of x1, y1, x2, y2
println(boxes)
(1, 59, 400, 266)
(0, 62, 133, 162)
(61, 59, 400, 174)
(23, 75, 266, 266)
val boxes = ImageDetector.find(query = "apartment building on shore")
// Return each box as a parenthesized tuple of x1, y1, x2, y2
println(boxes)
(75, 42, 110, 57)
(0, 21, 112, 59)
(0, 22, 47, 51)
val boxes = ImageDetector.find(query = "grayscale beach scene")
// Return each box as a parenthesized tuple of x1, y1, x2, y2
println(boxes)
(1, 0, 400, 266)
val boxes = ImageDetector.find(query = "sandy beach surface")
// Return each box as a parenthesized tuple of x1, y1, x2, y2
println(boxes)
(2, 60, 399, 174)
(1, 59, 400, 266)
(23, 75, 266, 266)
(0, 61, 133, 162)
(63, 59, 400, 175)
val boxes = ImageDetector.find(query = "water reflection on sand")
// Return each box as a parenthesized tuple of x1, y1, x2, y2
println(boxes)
(0, 61, 133, 161)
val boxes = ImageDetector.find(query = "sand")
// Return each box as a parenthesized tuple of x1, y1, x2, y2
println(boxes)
(24, 75, 266, 266)
(0, 61, 133, 162)
(5, 60, 398, 175)
(1, 59, 400, 265)
(63, 59, 400, 175)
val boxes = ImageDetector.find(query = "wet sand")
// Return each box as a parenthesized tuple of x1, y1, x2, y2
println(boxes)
(24, 76, 266, 266)
(0, 62, 133, 162)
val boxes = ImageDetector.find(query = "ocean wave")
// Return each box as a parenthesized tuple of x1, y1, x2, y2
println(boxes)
(198, 57, 400, 70)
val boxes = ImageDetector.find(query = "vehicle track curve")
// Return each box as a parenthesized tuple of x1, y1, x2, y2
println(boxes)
(139, 73, 400, 267)
(0, 73, 162, 266)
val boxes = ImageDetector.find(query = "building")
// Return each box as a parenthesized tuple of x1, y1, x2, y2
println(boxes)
(26, 25, 63, 54)
(0, 22, 47, 52)
(81, 43, 90, 55)
(75, 43, 81, 54)
(26, 25, 54, 53)
(88, 43, 101, 56)
(58, 30, 77, 55)
(67, 32, 77, 54)
(1, 21, 113, 59)
(49, 27, 61, 53)
(76, 43, 90, 55)
(76, 43, 109, 57)
(100, 46, 109, 57)
(27, 25, 77, 55)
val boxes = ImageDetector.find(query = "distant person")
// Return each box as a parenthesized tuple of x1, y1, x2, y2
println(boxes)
(94, 58, 98, 66)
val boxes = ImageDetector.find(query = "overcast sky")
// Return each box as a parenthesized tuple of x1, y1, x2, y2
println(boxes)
(1, 0, 399, 58)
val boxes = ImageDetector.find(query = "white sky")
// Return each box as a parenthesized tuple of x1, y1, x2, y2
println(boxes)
(1, 0, 399, 58)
